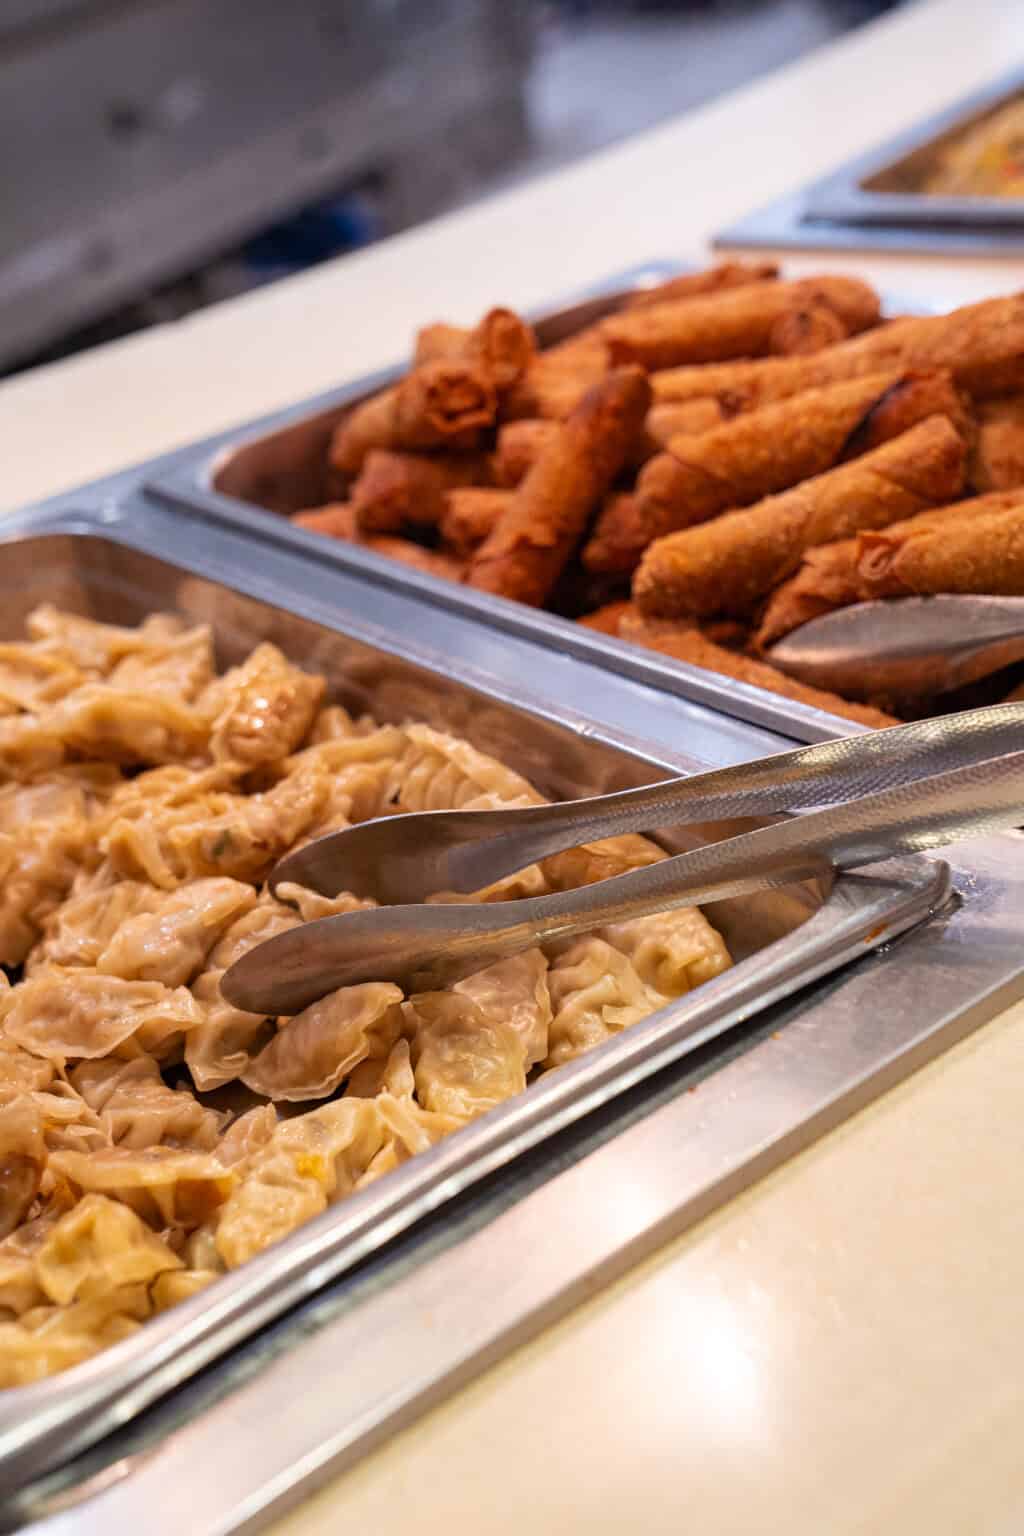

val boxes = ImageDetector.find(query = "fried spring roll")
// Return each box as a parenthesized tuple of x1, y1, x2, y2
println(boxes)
(625, 261, 779, 310)
(969, 396, 1024, 491)
(292, 502, 464, 580)
(502, 330, 611, 421)
(468, 367, 652, 607)
(617, 613, 899, 729)
(497, 416, 656, 489)
(413, 308, 536, 391)
(601, 277, 880, 371)
(414, 322, 468, 364)
(577, 601, 633, 636)
(645, 399, 733, 442)
(755, 489, 1024, 647)
(633, 415, 966, 619)
(583, 370, 968, 577)
(651, 294, 1024, 408)
(439, 488, 512, 555)
(360, 537, 466, 584)
(293, 502, 359, 538)
(329, 360, 498, 477)
(468, 307, 537, 391)
(495, 420, 560, 486)
(769, 303, 848, 356)
(856, 503, 1024, 598)
(351, 449, 493, 534)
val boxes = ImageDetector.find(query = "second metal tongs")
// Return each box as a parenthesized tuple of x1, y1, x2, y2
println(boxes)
(222, 703, 1024, 1015)
(768, 595, 1024, 701)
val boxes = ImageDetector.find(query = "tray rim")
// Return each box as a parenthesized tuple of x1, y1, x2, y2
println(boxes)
(800, 64, 1024, 229)
(0, 508, 952, 1500)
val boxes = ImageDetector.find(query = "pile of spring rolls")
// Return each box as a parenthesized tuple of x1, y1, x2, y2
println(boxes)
(291, 263, 1024, 730)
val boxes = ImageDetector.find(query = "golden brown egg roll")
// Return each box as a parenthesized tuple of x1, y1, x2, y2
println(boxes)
(769, 303, 849, 357)
(583, 370, 968, 577)
(617, 612, 900, 729)
(577, 600, 633, 636)
(329, 360, 498, 477)
(969, 395, 1024, 491)
(293, 502, 359, 538)
(645, 399, 733, 442)
(601, 276, 880, 371)
(495, 420, 560, 486)
(755, 489, 1024, 647)
(651, 293, 1024, 408)
(414, 322, 469, 364)
(360, 537, 466, 584)
(351, 449, 494, 534)
(413, 308, 536, 391)
(468, 367, 652, 607)
(856, 502, 1024, 598)
(502, 333, 611, 422)
(624, 261, 779, 310)
(439, 488, 513, 556)
(633, 415, 966, 619)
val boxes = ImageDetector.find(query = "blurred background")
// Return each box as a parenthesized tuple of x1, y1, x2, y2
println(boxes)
(2, 0, 902, 379)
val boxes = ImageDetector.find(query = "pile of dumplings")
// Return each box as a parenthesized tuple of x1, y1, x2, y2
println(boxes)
(0, 606, 731, 1386)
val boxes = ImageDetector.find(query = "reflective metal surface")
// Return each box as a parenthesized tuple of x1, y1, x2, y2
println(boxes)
(0, 503, 931, 1499)
(770, 595, 1024, 702)
(145, 261, 885, 746)
(269, 703, 1024, 905)
(1, 503, 1022, 1535)
(230, 709, 1024, 1011)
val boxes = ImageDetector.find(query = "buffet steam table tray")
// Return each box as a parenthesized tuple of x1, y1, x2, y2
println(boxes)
(716, 67, 1024, 257)
(143, 261, 905, 747)
(1, 499, 1023, 1536)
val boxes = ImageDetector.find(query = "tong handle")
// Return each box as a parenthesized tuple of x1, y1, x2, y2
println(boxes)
(272, 703, 1024, 904)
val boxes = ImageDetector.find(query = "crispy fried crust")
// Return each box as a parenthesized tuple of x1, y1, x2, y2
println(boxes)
(351, 450, 494, 534)
(601, 277, 880, 371)
(468, 368, 652, 606)
(329, 361, 498, 477)
(651, 294, 1024, 408)
(625, 260, 779, 309)
(856, 501, 1024, 598)
(438, 488, 512, 555)
(577, 601, 633, 635)
(617, 612, 899, 729)
(969, 395, 1024, 491)
(292, 502, 359, 537)
(755, 489, 1024, 647)
(633, 416, 966, 619)
(583, 370, 968, 576)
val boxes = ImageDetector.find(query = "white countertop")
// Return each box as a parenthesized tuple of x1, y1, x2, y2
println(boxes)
(6, 0, 1024, 1528)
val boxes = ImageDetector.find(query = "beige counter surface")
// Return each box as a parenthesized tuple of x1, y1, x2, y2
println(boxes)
(5, 0, 1024, 1528)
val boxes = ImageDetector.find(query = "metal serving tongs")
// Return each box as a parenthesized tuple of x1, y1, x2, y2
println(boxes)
(222, 703, 1024, 1017)
(767, 595, 1024, 701)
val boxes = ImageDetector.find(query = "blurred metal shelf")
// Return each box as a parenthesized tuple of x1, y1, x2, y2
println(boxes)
(0, 0, 535, 369)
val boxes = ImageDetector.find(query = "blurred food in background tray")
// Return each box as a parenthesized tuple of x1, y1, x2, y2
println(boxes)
(906, 96, 1024, 200)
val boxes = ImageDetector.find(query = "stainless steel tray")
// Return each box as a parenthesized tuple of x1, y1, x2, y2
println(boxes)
(716, 68, 1024, 258)
(2, 502, 1013, 1532)
(715, 189, 1024, 259)
(802, 66, 1024, 230)
(146, 261, 888, 747)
